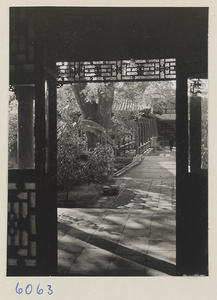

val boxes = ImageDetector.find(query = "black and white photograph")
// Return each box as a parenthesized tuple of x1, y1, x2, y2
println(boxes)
(7, 6, 209, 279)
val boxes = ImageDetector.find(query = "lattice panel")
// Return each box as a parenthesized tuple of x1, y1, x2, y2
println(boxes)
(56, 58, 176, 84)
(8, 182, 36, 268)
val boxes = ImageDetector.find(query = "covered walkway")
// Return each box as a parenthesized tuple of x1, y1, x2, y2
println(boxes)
(58, 147, 176, 276)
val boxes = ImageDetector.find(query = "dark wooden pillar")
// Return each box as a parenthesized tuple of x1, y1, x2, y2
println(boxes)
(176, 59, 208, 275)
(34, 13, 57, 275)
(15, 85, 34, 169)
(190, 96, 201, 172)
(44, 32, 58, 275)
(176, 59, 189, 276)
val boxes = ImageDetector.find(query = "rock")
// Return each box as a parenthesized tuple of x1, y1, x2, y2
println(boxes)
(102, 185, 119, 196)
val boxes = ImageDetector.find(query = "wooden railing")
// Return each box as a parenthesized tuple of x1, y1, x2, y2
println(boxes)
(116, 136, 158, 156)
(112, 115, 158, 157)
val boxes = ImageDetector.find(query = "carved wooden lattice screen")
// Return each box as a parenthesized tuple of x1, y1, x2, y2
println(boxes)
(7, 171, 36, 274)
(56, 58, 176, 85)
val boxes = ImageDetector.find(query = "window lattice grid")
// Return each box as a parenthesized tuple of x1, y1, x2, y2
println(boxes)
(8, 182, 36, 267)
(56, 58, 176, 84)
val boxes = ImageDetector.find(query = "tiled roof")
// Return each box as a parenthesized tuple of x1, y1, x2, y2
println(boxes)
(112, 101, 151, 112)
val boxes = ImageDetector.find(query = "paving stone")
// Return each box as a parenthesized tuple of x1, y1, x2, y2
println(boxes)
(146, 250, 176, 264)
(58, 236, 86, 254)
(58, 248, 80, 259)
(58, 255, 78, 268)
(67, 248, 112, 275)
(58, 149, 176, 276)
(145, 259, 176, 275)
(108, 254, 147, 269)
(58, 231, 65, 239)
(87, 237, 118, 252)
(150, 233, 176, 242)
(103, 214, 128, 223)
(145, 267, 173, 276)
(124, 219, 148, 230)
(58, 264, 72, 275)
(119, 235, 149, 246)
(148, 241, 176, 253)
(106, 267, 147, 276)
(115, 243, 149, 256)
(122, 229, 151, 237)
(93, 230, 122, 241)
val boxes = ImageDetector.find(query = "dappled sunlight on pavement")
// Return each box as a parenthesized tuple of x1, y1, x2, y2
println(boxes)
(58, 207, 176, 276)
(58, 148, 176, 276)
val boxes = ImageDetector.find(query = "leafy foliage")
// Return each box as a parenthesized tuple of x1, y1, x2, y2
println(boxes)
(57, 137, 114, 192)
(57, 81, 176, 190)
(57, 138, 83, 191)
(114, 82, 148, 106)
(8, 95, 18, 150)
(80, 119, 117, 148)
(8, 93, 18, 167)
(114, 81, 176, 113)
(80, 143, 114, 184)
(57, 85, 115, 192)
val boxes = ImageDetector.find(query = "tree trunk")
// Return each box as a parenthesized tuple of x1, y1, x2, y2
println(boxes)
(71, 83, 114, 148)
(97, 83, 114, 129)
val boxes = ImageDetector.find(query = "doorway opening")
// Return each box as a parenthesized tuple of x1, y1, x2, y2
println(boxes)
(56, 60, 176, 275)
(7, 6, 208, 277)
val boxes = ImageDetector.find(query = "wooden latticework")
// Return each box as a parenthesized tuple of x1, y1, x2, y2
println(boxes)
(7, 171, 37, 274)
(56, 58, 176, 85)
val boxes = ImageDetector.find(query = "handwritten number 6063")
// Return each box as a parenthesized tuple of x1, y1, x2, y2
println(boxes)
(15, 283, 53, 295)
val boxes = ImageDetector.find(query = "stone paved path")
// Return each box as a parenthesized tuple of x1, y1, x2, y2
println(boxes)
(58, 147, 176, 276)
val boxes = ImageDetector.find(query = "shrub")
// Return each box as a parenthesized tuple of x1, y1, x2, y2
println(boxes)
(82, 143, 114, 184)
(57, 139, 114, 192)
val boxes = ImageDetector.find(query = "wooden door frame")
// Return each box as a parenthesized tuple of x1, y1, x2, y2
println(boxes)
(8, 7, 208, 276)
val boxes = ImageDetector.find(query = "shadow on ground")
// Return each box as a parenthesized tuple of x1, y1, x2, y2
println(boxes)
(58, 207, 176, 276)
(58, 147, 176, 276)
